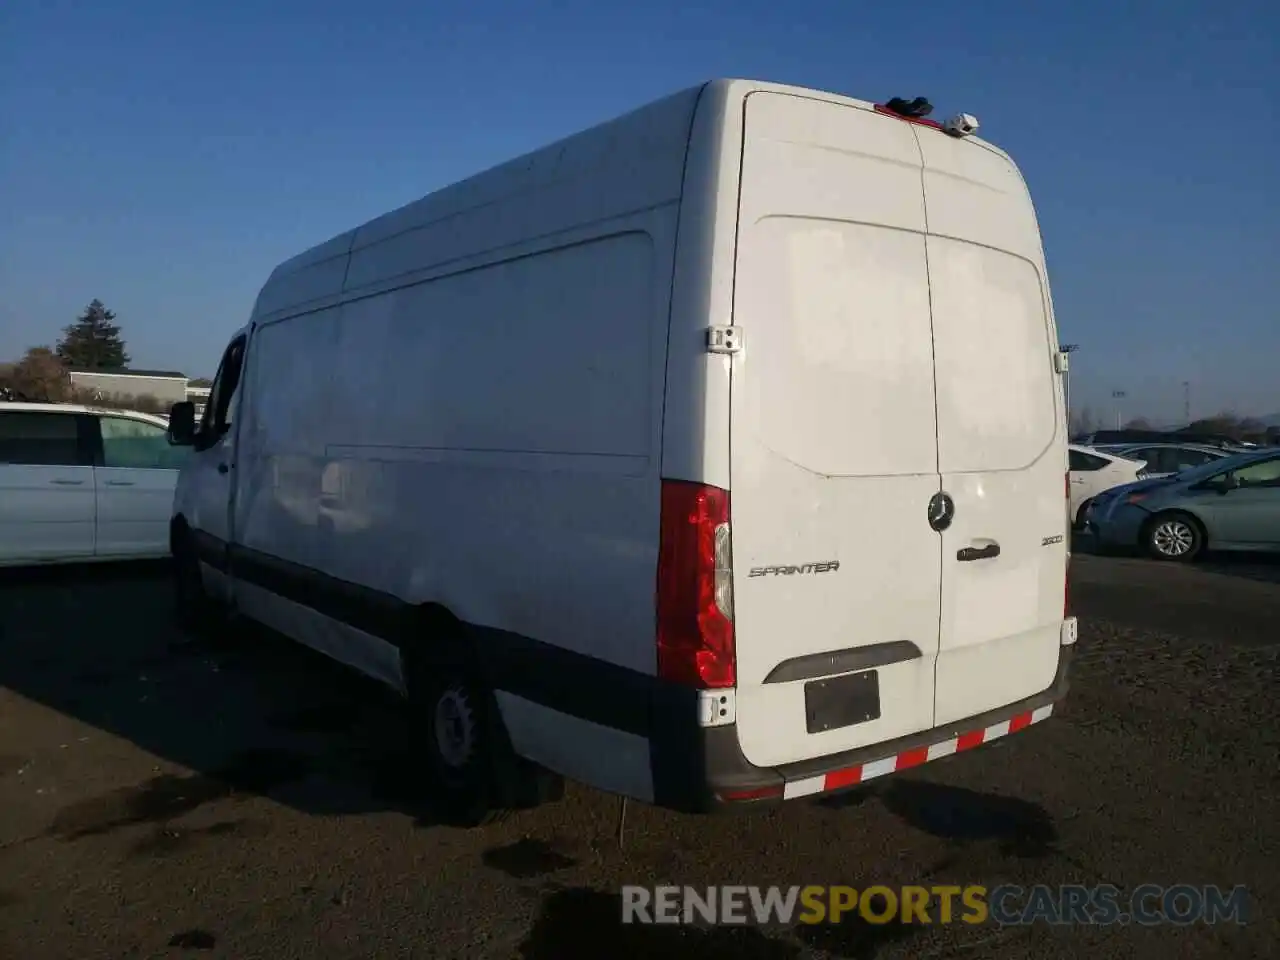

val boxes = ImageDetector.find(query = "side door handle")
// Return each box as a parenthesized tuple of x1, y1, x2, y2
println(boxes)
(50, 479, 86, 486)
(105, 480, 135, 487)
(957, 543, 1001, 562)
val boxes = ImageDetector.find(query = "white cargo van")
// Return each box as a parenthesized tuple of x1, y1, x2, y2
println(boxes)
(166, 79, 1076, 820)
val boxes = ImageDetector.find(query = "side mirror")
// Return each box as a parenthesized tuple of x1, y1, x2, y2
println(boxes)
(167, 401, 196, 446)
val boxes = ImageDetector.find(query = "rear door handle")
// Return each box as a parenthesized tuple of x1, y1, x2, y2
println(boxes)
(50, 479, 86, 486)
(105, 480, 135, 487)
(957, 543, 1001, 562)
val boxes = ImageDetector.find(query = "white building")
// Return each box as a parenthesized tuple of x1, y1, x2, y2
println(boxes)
(68, 368, 189, 406)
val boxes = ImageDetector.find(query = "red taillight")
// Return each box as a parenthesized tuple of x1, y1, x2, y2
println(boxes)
(656, 480, 735, 688)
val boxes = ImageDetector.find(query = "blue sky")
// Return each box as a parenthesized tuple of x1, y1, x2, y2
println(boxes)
(2, 0, 1276, 422)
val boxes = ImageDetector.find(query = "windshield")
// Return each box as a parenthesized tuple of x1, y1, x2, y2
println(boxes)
(1173, 449, 1274, 482)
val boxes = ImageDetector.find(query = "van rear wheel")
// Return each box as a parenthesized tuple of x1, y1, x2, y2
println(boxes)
(408, 662, 513, 827)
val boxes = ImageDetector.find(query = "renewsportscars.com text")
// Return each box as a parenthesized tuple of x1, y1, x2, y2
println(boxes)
(621, 884, 1249, 927)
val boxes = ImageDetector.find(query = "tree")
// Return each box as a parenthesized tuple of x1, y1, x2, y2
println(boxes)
(1124, 417, 1154, 430)
(56, 299, 130, 370)
(2, 346, 71, 402)
(1183, 413, 1247, 441)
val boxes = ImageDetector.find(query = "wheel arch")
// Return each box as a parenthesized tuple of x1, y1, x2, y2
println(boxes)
(399, 601, 474, 683)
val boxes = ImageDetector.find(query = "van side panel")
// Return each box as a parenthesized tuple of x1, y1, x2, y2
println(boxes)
(233, 209, 682, 800)
(237, 216, 676, 641)
(222, 85, 712, 804)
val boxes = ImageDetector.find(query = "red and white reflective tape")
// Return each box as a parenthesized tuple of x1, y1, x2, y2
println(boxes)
(782, 703, 1054, 799)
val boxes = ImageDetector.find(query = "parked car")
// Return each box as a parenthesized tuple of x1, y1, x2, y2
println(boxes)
(1088, 448, 1280, 561)
(1076, 429, 1244, 450)
(0, 402, 190, 566)
(1100, 442, 1235, 478)
(1068, 445, 1146, 529)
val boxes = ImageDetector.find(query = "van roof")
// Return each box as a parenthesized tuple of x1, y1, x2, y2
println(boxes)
(254, 79, 1013, 321)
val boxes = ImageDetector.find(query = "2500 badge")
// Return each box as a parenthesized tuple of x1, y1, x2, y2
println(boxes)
(748, 561, 840, 578)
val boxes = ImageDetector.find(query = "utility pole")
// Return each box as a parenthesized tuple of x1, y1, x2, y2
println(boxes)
(1111, 389, 1127, 431)
(1183, 381, 1191, 426)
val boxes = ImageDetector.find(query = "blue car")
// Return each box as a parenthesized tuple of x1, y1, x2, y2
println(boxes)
(1087, 448, 1280, 561)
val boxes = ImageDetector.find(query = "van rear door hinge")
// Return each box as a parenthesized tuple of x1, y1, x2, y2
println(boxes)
(706, 325, 743, 355)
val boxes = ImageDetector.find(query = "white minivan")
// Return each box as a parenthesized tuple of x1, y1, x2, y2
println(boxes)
(166, 79, 1076, 820)
(0, 402, 189, 565)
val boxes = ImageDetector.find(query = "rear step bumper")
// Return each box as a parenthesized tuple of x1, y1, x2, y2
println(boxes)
(658, 643, 1072, 814)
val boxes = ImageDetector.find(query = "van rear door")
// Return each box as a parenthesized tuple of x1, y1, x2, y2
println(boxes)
(727, 92, 941, 769)
(915, 132, 1067, 726)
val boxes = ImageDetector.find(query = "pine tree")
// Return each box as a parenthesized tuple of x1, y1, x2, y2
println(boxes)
(56, 299, 130, 369)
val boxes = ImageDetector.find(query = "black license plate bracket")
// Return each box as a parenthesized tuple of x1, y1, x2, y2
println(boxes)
(804, 670, 881, 734)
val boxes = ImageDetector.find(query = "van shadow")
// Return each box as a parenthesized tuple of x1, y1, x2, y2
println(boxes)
(876, 780, 1059, 859)
(0, 562, 439, 839)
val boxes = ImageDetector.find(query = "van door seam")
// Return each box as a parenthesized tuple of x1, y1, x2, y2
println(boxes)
(907, 124, 944, 730)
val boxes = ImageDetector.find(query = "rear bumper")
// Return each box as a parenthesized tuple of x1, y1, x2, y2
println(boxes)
(653, 636, 1073, 814)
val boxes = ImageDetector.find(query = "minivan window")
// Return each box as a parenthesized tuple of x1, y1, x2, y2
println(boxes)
(0, 412, 84, 466)
(100, 416, 190, 470)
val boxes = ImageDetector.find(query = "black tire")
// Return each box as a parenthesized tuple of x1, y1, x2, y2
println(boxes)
(406, 659, 515, 827)
(1144, 511, 1204, 563)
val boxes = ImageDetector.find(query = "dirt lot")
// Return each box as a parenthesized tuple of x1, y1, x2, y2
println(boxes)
(1, 552, 1277, 958)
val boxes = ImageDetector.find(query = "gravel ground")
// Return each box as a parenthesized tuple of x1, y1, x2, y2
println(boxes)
(0, 551, 1276, 959)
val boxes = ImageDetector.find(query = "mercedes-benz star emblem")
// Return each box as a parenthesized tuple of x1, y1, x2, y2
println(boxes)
(927, 492, 955, 532)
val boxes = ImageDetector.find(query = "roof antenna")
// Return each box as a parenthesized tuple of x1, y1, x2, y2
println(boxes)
(884, 97, 933, 119)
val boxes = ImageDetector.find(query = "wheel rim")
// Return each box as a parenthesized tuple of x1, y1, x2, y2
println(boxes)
(1152, 519, 1195, 557)
(434, 688, 475, 769)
